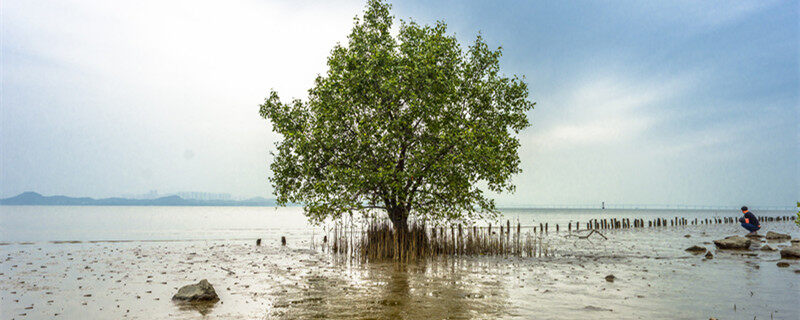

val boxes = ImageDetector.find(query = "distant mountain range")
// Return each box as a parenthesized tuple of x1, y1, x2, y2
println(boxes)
(0, 192, 280, 207)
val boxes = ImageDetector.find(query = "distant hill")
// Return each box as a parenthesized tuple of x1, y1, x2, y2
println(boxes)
(0, 192, 282, 207)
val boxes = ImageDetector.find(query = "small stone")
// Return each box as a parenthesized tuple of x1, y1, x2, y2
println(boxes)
(765, 231, 791, 240)
(780, 246, 800, 259)
(760, 245, 776, 251)
(705, 252, 713, 259)
(777, 262, 790, 268)
(685, 246, 707, 253)
(604, 275, 615, 282)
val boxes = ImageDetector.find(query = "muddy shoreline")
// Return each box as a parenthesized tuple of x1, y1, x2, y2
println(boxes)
(3, 217, 799, 319)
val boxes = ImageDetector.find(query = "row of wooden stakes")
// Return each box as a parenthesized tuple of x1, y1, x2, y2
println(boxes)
(503, 215, 797, 233)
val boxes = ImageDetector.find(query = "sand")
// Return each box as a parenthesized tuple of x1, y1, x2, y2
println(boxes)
(1, 221, 799, 319)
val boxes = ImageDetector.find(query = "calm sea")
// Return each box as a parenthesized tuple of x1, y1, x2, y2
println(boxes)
(0, 205, 793, 242)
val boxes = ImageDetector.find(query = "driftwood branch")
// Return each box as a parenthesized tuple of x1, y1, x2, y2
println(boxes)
(580, 230, 607, 240)
(565, 229, 607, 240)
(218, 266, 235, 275)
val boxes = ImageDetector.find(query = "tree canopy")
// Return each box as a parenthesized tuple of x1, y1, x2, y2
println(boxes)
(260, 0, 534, 231)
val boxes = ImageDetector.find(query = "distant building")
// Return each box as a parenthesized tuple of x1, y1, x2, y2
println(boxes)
(174, 192, 232, 201)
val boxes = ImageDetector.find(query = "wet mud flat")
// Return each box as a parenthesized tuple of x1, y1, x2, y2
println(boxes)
(1, 222, 799, 319)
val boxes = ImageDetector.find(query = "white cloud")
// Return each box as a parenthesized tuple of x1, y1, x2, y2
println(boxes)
(527, 72, 698, 149)
(1, 0, 366, 197)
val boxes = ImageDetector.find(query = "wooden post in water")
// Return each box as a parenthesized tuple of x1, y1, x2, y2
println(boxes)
(500, 224, 504, 253)
(458, 224, 463, 255)
(507, 220, 511, 244)
(451, 226, 455, 255)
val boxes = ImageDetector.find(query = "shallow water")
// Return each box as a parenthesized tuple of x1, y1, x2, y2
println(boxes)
(1, 206, 798, 319)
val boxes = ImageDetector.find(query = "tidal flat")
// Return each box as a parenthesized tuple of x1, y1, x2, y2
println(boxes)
(1, 207, 798, 319)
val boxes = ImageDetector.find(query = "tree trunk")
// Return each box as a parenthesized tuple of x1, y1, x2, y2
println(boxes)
(388, 206, 410, 259)
(388, 207, 409, 234)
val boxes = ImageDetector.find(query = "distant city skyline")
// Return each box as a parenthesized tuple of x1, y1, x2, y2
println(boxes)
(2, 0, 797, 207)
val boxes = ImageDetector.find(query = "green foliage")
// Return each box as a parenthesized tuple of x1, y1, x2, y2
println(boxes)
(260, 0, 534, 229)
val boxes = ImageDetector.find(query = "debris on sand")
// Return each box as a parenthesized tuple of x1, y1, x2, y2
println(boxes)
(713, 236, 751, 250)
(685, 246, 707, 254)
(765, 231, 791, 240)
(172, 279, 219, 302)
(604, 275, 615, 282)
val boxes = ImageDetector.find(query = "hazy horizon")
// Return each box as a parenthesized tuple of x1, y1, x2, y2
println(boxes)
(2, 0, 798, 207)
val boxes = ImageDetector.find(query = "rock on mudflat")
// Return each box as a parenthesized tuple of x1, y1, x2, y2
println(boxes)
(780, 246, 800, 259)
(760, 245, 776, 251)
(584, 305, 613, 311)
(765, 231, 791, 240)
(172, 279, 219, 302)
(713, 236, 751, 250)
(705, 251, 713, 259)
(604, 275, 615, 282)
(685, 246, 707, 253)
(777, 262, 790, 268)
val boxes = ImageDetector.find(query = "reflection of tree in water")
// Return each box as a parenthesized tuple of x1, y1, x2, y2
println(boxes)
(279, 259, 509, 319)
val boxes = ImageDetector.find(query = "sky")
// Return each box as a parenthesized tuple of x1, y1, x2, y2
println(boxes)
(1, 0, 798, 207)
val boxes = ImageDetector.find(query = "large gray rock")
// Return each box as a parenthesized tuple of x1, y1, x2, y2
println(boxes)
(172, 279, 219, 302)
(713, 236, 751, 250)
(765, 231, 791, 240)
(780, 246, 800, 259)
